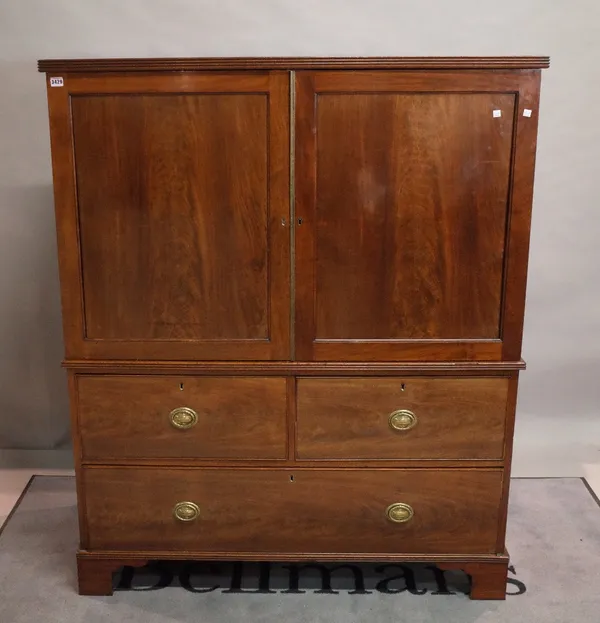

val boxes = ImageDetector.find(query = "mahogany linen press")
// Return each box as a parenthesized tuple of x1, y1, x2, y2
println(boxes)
(38, 56, 549, 599)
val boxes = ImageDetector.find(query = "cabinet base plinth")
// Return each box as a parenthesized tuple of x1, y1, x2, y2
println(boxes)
(76, 551, 509, 599)
(76, 554, 149, 596)
(438, 555, 509, 600)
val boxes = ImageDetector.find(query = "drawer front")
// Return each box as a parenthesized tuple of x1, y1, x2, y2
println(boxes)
(83, 467, 502, 554)
(77, 376, 287, 460)
(297, 377, 509, 460)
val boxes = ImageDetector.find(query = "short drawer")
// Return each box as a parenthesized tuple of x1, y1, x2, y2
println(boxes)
(296, 377, 509, 460)
(83, 467, 503, 554)
(76, 375, 287, 460)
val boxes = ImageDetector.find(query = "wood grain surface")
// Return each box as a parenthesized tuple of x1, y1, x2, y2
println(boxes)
(313, 92, 513, 341)
(48, 71, 290, 360)
(295, 74, 516, 363)
(72, 93, 269, 340)
(294, 69, 540, 362)
(83, 467, 503, 554)
(76, 375, 287, 460)
(296, 377, 509, 460)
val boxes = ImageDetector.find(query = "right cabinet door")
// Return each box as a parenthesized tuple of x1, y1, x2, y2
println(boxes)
(294, 70, 540, 361)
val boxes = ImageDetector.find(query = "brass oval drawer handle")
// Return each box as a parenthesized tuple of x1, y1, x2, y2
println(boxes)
(173, 501, 200, 522)
(388, 409, 417, 431)
(386, 502, 414, 523)
(169, 407, 198, 430)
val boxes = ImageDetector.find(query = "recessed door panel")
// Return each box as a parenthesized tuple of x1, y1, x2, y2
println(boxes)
(73, 93, 269, 341)
(315, 92, 513, 340)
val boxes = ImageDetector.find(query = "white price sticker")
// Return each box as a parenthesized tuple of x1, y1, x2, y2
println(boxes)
(523, 108, 532, 117)
(50, 77, 64, 87)
(492, 109, 502, 118)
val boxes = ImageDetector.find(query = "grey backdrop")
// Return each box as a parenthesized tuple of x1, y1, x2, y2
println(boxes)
(1, 1, 598, 473)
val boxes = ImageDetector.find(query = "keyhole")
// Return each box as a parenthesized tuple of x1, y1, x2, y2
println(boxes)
(297, 218, 303, 225)
(290, 475, 295, 482)
(401, 383, 406, 391)
(179, 383, 184, 391)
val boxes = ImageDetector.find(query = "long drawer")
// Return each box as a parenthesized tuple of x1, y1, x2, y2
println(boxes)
(296, 377, 509, 460)
(83, 467, 503, 554)
(76, 375, 288, 460)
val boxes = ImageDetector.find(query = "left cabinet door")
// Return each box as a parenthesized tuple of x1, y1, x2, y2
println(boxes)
(46, 72, 290, 360)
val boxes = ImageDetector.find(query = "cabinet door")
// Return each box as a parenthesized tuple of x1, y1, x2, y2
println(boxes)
(295, 70, 540, 361)
(48, 72, 289, 360)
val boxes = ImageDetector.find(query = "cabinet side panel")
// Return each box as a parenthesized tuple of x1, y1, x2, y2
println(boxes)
(68, 372, 88, 548)
(496, 373, 520, 551)
(501, 72, 541, 360)
(45, 76, 85, 357)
